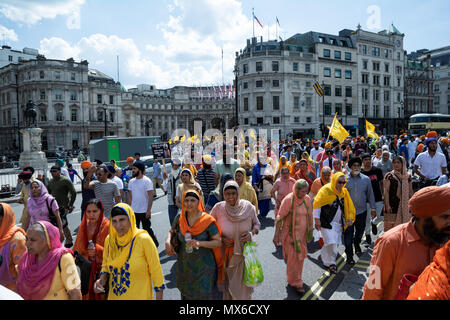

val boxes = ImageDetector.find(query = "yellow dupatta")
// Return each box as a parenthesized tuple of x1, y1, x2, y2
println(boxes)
(234, 168, 258, 212)
(105, 203, 147, 269)
(313, 172, 355, 230)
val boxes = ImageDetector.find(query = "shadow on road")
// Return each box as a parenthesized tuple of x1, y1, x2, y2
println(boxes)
(259, 217, 275, 231)
(271, 246, 284, 260)
(283, 284, 311, 300)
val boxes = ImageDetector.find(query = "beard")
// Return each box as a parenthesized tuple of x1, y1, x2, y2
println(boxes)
(423, 218, 450, 246)
(132, 171, 140, 178)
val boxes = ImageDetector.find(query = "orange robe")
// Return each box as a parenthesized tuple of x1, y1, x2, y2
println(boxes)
(362, 220, 440, 300)
(407, 240, 450, 300)
(73, 217, 110, 300)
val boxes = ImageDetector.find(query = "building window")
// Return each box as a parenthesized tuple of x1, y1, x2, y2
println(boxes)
(385, 63, 389, 73)
(345, 52, 351, 61)
(70, 90, 77, 101)
(273, 80, 280, 87)
(243, 98, 249, 111)
(256, 62, 263, 72)
(396, 66, 402, 74)
(345, 70, 352, 79)
(243, 64, 248, 74)
(384, 49, 389, 58)
(335, 103, 342, 115)
(292, 81, 300, 89)
(243, 82, 248, 89)
(373, 89, 380, 101)
(397, 52, 401, 60)
(306, 97, 312, 108)
(109, 95, 114, 105)
(335, 86, 342, 97)
(375, 105, 380, 117)
(97, 94, 102, 104)
(397, 92, 402, 102)
(373, 62, 380, 71)
(324, 85, 331, 96)
(372, 47, 380, 57)
(110, 112, 115, 122)
(97, 110, 104, 121)
(40, 71, 45, 79)
(324, 68, 331, 77)
(71, 109, 77, 122)
(384, 90, 390, 102)
(71, 73, 76, 81)
(257, 117, 264, 125)
(362, 45, 367, 54)
(294, 117, 300, 123)
(373, 75, 380, 85)
(384, 76, 390, 86)
(384, 106, 390, 118)
(8, 55, 13, 62)
(244, 118, 249, 125)
(334, 51, 341, 59)
(256, 80, 263, 88)
(434, 96, 440, 105)
(306, 81, 311, 88)
(293, 62, 298, 72)
(55, 71, 61, 80)
(363, 61, 368, 70)
(56, 110, 64, 122)
(434, 84, 440, 92)
(335, 69, 342, 78)
(272, 61, 279, 72)
(55, 90, 63, 100)
(346, 104, 352, 116)
(305, 64, 311, 73)
(363, 104, 369, 117)
(256, 96, 263, 110)
(397, 78, 401, 87)
(273, 117, 280, 124)
(324, 103, 331, 115)
(294, 96, 300, 110)
(40, 90, 46, 100)
(273, 96, 280, 110)
(345, 86, 352, 97)
(323, 49, 330, 58)
(40, 110, 47, 122)
(306, 117, 311, 123)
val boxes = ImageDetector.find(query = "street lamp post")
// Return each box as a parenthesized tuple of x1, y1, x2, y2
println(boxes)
(102, 103, 108, 137)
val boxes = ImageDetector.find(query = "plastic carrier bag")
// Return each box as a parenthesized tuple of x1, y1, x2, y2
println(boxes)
(243, 239, 264, 288)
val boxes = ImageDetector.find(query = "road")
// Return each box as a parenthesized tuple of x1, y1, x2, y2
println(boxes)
(6, 189, 380, 300)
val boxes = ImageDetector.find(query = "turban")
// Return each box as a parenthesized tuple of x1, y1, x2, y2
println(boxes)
(409, 186, 450, 218)
(81, 161, 92, 169)
(426, 131, 437, 138)
(313, 141, 319, 145)
(441, 138, 449, 145)
(172, 158, 182, 166)
(417, 144, 425, 152)
(18, 171, 33, 180)
(202, 155, 212, 165)
(325, 142, 332, 149)
(55, 159, 64, 167)
(106, 164, 116, 174)
(348, 156, 362, 168)
(425, 138, 437, 146)
(132, 161, 145, 173)
(126, 157, 134, 163)
(419, 135, 426, 141)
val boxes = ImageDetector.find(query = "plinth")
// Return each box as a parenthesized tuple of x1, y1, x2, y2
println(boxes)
(18, 128, 48, 171)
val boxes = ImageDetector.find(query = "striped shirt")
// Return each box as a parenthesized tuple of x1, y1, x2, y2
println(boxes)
(92, 180, 120, 217)
(196, 168, 216, 195)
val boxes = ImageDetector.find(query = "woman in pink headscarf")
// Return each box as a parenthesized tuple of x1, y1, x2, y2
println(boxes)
(16, 221, 81, 300)
(275, 179, 314, 295)
(271, 167, 296, 246)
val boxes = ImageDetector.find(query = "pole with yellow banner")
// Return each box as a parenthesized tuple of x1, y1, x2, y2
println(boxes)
(365, 120, 379, 141)
(328, 113, 350, 143)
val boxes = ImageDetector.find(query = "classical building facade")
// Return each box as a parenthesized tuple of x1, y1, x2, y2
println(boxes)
(0, 45, 39, 68)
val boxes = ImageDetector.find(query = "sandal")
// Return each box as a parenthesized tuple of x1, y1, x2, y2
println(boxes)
(328, 265, 337, 274)
(296, 286, 306, 294)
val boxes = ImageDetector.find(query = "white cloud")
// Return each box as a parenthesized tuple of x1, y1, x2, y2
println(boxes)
(0, 24, 18, 42)
(0, 0, 84, 29)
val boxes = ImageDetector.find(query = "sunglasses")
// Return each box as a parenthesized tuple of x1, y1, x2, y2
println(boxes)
(337, 181, 346, 185)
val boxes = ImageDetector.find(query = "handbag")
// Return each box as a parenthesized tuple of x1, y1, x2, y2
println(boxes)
(73, 251, 92, 296)
(169, 215, 181, 253)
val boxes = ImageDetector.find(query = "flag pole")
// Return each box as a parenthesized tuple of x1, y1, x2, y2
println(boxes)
(252, 8, 255, 38)
(276, 17, 278, 41)
(326, 114, 335, 144)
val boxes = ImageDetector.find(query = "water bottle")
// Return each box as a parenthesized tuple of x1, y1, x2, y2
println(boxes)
(185, 230, 193, 253)
(88, 240, 95, 261)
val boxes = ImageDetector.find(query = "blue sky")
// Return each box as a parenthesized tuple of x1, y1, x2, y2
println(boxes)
(1, 0, 449, 89)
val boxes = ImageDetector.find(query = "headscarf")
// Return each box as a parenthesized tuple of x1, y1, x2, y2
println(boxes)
(17, 221, 73, 300)
(104, 203, 147, 270)
(234, 168, 258, 213)
(26, 181, 52, 224)
(295, 159, 316, 187)
(302, 152, 315, 168)
(313, 172, 356, 230)
(386, 156, 411, 225)
(0, 203, 25, 248)
(289, 161, 300, 178)
(320, 166, 333, 186)
(277, 155, 289, 174)
(406, 240, 450, 300)
(408, 186, 450, 218)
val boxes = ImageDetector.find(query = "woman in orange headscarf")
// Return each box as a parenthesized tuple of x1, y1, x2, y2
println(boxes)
(73, 199, 109, 300)
(309, 166, 333, 200)
(165, 190, 222, 300)
(295, 159, 316, 189)
(0, 203, 26, 291)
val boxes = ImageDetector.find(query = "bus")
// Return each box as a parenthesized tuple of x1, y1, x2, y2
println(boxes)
(408, 113, 450, 136)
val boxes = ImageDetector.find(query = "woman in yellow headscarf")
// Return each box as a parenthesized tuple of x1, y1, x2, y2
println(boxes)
(276, 155, 290, 180)
(94, 203, 165, 300)
(234, 168, 258, 213)
(313, 173, 355, 274)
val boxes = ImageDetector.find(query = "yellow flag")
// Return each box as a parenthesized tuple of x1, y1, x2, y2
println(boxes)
(366, 120, 379, 141)
(174, 136, 179, 142)
(250, 130, 257, 140)
(168, 139, 172, 144)
(329, 114, 349, 143)
(180, 136, 185, 142)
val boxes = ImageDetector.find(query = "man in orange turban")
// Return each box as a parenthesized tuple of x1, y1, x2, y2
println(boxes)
(362, 186, 450, 300)
(80, 161, 92, 170)
(427, 131, 438, 139)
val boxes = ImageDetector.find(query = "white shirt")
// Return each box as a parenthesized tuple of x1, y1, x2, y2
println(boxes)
(112, 176, 124, 190)
(407, 141, 418, 157)
(310, 147, 323, 162)
(128, 176, 154, 213)
(414, 151, 447, 179)
(61, 167, 70, 178)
